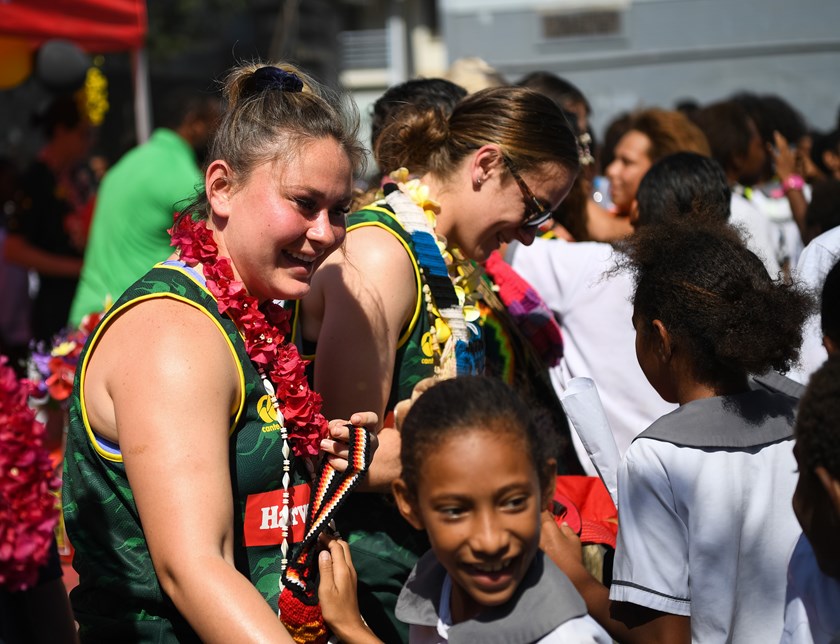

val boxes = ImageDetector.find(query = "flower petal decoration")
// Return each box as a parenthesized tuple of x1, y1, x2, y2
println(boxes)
(28, 318, 100, 409)
(0, 356, 61, 592)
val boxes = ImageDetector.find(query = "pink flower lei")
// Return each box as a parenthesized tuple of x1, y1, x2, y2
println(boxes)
(0, 356, 61, 592)
(169, 215, 327, 458)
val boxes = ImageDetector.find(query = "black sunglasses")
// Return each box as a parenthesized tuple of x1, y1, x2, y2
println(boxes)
(503, 157, 554, 229)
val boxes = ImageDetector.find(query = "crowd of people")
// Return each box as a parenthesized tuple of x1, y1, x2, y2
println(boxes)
(1, 56, 839, 644)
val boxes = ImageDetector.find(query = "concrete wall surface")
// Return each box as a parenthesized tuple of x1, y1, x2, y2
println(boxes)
(441, 0, 840, 137)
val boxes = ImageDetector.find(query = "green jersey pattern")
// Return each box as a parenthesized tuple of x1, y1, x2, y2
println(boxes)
(62, 263, 312, 642)
(292, 204, 434, 411)
(349, 206, 437, 409)
(290, 206, 433, 642)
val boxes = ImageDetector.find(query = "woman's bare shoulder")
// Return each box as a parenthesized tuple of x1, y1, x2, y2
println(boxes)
(84, 297, 241, 440)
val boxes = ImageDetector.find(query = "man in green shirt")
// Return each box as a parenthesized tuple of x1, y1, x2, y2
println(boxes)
(69, 92, 219, 325)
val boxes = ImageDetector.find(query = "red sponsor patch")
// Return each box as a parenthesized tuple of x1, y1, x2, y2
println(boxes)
(244, 483, 311, 546)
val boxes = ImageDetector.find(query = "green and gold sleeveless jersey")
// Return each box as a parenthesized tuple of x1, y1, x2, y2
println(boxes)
(290, 205, 434, 642)
(291, 204, 434, 413)
(62, 262, 312, 642)
(292, 204, 529, 400)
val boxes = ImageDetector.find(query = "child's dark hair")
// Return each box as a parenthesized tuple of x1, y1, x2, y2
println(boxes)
(795, 357, 840, 479)
(635, 152, 731, 228)
(823, 259, 840, 345)
(516, 71, 592, 118)
(370, 78, 467, 158)
(689, 100, 756, 176)
(399, 376, 556, 498)
(806, 180, 840, 237)
(618, 220, 813, 386)
(731, 92, 807, 147)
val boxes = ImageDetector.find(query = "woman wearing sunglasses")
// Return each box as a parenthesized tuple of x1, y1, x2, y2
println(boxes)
(295, 85, 580, 642)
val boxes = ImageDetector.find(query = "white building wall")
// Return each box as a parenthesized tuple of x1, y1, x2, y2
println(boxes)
(440, 0, 840, 137)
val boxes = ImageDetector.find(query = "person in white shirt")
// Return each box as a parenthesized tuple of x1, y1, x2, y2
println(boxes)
(539, 220, 811, 644)
(788, 226, 840, 385)
(781, 358, 840, 644)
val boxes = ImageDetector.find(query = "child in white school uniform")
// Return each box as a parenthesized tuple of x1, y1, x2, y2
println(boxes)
(780, 262, 840, 644)
(542, 220, 813, 644)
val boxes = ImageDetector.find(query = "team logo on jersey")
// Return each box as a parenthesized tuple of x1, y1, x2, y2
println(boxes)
(257, 395, 277, 424)
(420, 331, 433, 357)
(257, 394, 284, 432)
(243, 483, 311, 545)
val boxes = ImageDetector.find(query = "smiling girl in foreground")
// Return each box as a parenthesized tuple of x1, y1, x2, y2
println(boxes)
(389, 376, 609, 643)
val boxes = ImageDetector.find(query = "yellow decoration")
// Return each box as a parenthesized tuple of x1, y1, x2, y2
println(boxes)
(52, 341, 79, 358)
(380, 168, 485, 378)
(0, 36, 33, 89)
(463, 304, 481, 323)
(434, 317, 451, 344)
(420, 331, 435, 358)
(83, 66, 109, 126)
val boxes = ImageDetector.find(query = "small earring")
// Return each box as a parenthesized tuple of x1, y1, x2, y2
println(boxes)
(477, 177, 483, 186)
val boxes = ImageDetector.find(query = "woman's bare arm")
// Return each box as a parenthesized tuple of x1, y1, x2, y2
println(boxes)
(306, 226, 417, 491)
(86, 299, 296, 643)
(2, 234, 82, 277)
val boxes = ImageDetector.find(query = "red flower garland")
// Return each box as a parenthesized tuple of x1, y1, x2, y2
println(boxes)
(0, 356, 61, 591)
(169, 216, 328, 458)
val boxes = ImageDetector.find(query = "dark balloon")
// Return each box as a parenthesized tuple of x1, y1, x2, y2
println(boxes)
(35, 40, 91, 92)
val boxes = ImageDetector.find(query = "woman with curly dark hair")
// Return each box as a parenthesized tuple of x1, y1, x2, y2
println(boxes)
(604, 108, 710, 239)
(543, 220, 813, 643)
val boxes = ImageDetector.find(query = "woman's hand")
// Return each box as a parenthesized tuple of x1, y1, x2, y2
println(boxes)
(769, 130, 810, 239)
(320, 412, 379, 472)
(318, 537, 382, 644)
(325, 378, 436, 490)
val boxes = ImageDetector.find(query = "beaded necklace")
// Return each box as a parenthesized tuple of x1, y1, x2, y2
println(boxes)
(169, 215, 321, 589)
(379, 169, 484, 378)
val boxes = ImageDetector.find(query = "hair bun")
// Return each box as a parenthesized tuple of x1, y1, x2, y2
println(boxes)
(243, 67, 304, 96)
